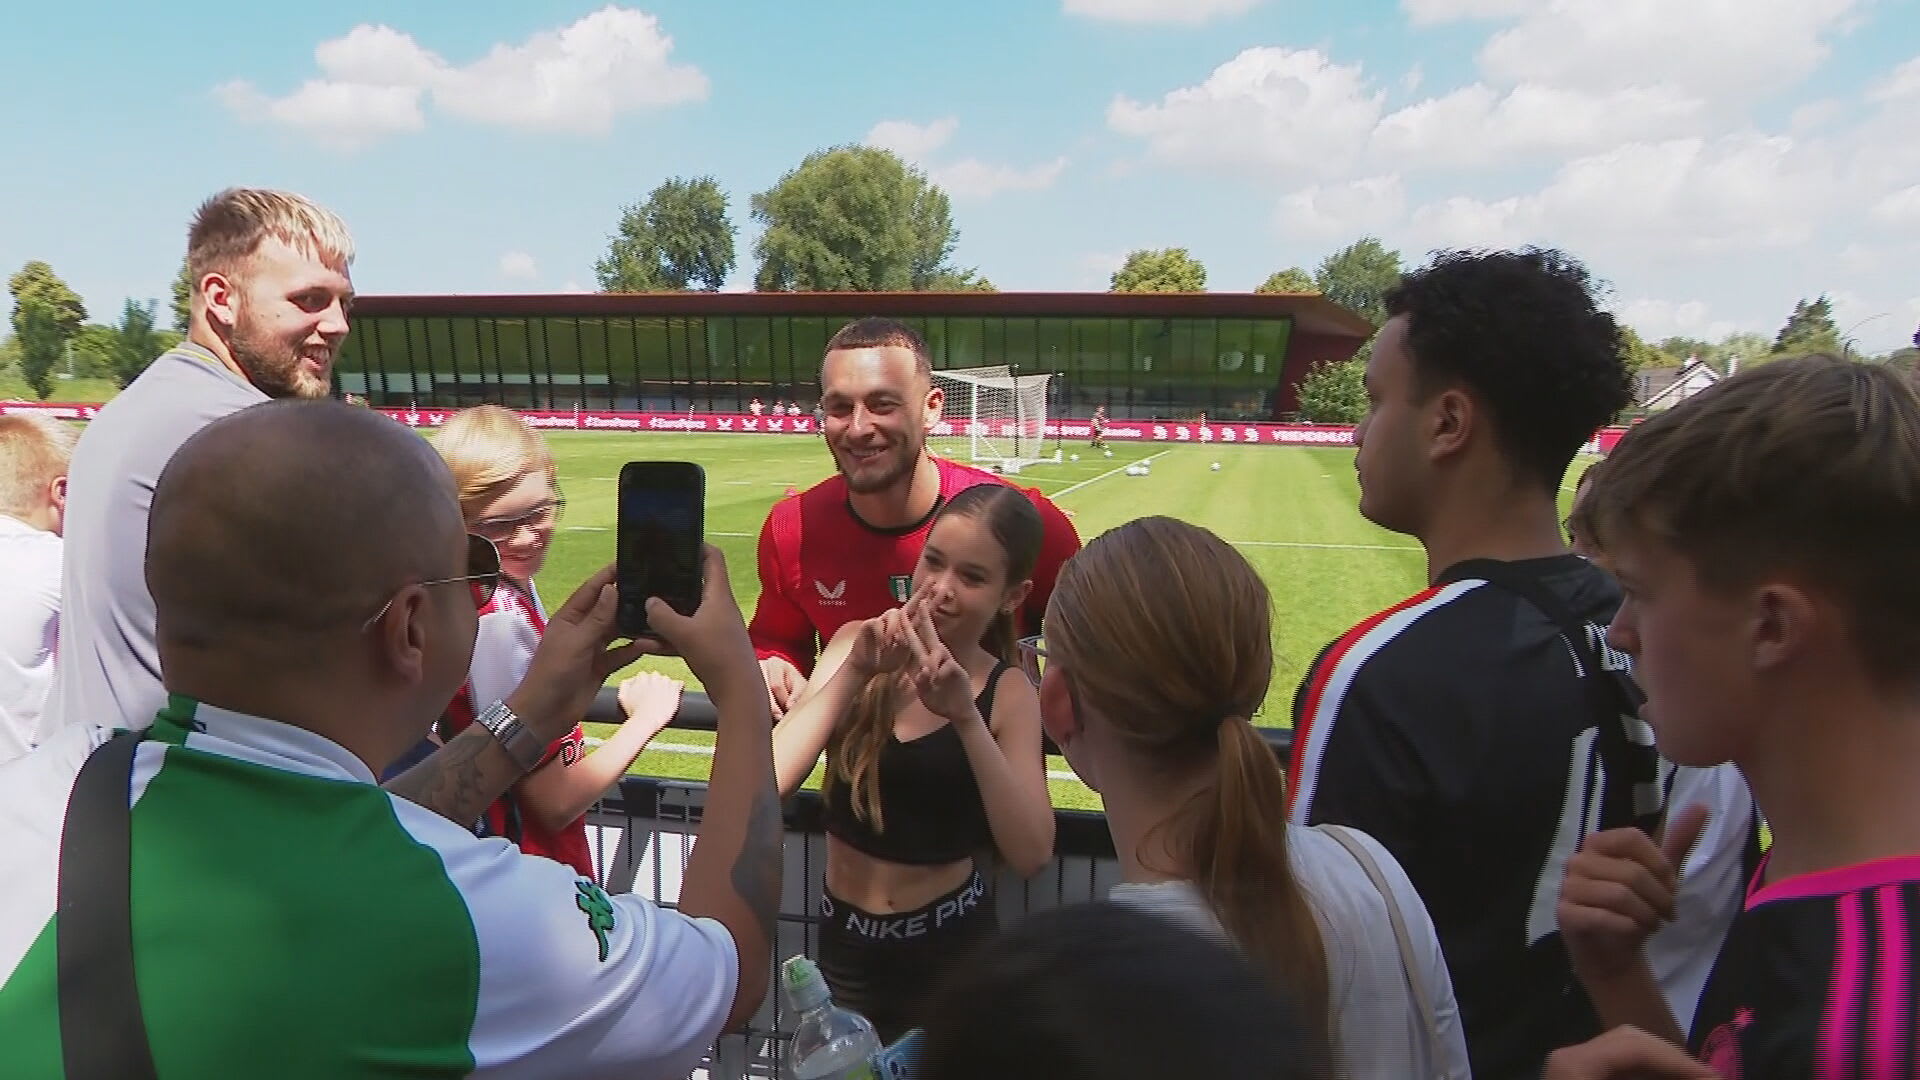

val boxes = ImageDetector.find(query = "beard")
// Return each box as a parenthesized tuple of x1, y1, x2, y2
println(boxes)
(230, 310, 331, 400)
(838, 435, 922, 494)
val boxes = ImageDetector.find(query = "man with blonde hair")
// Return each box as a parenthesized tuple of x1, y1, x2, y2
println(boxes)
(0, 413, 78, 762)
(46, 187, 355, 745)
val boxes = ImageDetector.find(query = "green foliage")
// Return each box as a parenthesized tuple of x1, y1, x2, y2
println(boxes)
(1295, 348, 1369, 425)
(595, 176, 736, 292)
(171, 257, 193, 332)
(8, 261, 87, 341)
(1619, 326, 1682, 374)
(1255, 267, 1317, 294)
(751, 147, 961, 291)
(68, 324, 118, 379)
(1108, 248, 1206, 293)
(109, 299, 166, 387)
(1314, 238, 1401, 327)
(1771, 295, 1841, 356)
(14, 300, 64, 400)
(922, 267, 996, 292)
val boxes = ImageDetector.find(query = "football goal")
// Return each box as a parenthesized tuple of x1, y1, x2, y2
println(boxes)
(929, 366, 1061, 474)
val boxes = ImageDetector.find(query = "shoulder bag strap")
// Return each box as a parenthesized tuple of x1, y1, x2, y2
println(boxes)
(1318, 824, 1443, 1072)
(57, 729, 160, 1080)
(1442, 559, 1662, 836)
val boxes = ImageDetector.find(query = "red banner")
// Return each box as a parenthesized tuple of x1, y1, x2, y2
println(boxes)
(2, 400, 1636, 452)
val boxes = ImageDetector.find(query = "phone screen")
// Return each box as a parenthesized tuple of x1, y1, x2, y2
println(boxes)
(617, 462, 704, 637)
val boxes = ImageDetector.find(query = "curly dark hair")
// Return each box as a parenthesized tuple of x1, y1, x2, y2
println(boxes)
(1385, 248, 1631, 493)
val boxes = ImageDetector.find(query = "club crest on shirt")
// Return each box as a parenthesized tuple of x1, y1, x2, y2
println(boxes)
(889, 575, 912, 604)
(575, 880, 616, 962)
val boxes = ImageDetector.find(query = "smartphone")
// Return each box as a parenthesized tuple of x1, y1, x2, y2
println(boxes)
(616, 461, 706, 638)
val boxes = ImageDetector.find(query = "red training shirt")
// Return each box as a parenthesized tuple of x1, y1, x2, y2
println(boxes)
(749, 456, 1081, 675)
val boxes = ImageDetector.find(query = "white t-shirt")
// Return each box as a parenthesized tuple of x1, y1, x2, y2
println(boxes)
(42, 344, 267, 739)
(1110, 824, 1473, 1080)
(0, 515, 62, 763)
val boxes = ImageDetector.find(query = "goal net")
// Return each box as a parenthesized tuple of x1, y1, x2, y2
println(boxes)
(929, 366, 1060, 474)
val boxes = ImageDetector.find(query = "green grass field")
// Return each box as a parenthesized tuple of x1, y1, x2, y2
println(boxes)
(535, 431, 1594, 809)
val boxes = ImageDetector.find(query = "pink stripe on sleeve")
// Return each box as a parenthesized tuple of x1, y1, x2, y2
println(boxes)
(1817, 891, 1867, 1078)
(1863, 886, 1910, 1080)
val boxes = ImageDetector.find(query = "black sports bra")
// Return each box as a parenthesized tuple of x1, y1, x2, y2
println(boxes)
(820, 661, 1014, 865)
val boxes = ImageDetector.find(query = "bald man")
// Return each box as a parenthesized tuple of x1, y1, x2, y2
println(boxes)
(0, 401, 782, 1079)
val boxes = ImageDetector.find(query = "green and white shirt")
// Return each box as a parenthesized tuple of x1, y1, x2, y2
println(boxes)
(0, 700, 738, 1078)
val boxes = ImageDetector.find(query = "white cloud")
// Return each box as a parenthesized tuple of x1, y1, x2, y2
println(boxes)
(1401, 0, 1532, 25)
(1277, 175, 1406, 236)
(1870, 56, 1920, 103)
(1063, 0, 1262, 25)
(498, 252, 538, 280)
(864, 117, 959, 161)
(215, 79, 425, 152)
(1477, 0, 1859, 103)
(934, 156, 1069, 199)
(1372, 82, 1703, 166)
(431, 7, 707, 134)
(1106, 47, 1382, 178)
(868, 118, 1065, 199)
(217, 7, 707, 149)
(1615, 298, 1740, 346)
(1872, 186, 1920, 227)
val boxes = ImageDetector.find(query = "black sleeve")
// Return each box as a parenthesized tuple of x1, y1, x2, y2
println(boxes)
(1288, 655, 1438, 861)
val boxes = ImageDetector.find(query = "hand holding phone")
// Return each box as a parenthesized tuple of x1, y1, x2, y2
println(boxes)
(616, 461, 706, 639)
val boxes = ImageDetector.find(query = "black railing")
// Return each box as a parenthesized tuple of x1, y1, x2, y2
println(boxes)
(580, 689, 1295, 1078)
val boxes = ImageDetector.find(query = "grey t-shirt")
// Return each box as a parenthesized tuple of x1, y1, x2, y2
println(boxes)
(39, 344, 267, 738)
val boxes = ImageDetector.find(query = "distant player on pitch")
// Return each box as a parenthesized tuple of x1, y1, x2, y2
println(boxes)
(1090, 405, 1111, 457)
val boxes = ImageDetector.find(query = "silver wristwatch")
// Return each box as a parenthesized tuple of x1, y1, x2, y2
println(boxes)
(475, 700, 546, 773)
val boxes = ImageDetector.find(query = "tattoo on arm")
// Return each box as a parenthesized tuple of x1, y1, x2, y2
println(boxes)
(383, 727, 500, 826)
(729, 780, 784, 938)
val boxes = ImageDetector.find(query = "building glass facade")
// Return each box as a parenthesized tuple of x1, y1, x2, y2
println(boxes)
(335, 313, 1296, 422)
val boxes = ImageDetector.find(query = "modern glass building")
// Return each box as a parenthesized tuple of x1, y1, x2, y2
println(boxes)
(337, 292, 1372, 422)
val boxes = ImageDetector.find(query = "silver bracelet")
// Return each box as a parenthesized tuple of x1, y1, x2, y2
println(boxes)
(475, 700, 546, 773)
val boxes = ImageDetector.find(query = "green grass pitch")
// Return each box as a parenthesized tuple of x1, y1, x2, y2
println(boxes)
(531, 431, 1593, 809)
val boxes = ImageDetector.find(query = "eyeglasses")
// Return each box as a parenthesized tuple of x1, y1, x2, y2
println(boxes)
(472, 495, 566, 542)
(361, 534, 502, 633)
(1016, 634, 1048, 687)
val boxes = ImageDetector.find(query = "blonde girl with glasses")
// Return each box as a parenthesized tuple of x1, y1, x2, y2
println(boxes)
(422, 405, 682, 881)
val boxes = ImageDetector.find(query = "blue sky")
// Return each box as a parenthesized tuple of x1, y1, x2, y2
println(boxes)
(3, 0, 1917, 354)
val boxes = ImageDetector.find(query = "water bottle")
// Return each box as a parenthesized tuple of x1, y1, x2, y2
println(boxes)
(782, 955, 884, 1080)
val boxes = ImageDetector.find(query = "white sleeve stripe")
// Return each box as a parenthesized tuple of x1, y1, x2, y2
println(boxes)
(1289, 580, 1484, 824)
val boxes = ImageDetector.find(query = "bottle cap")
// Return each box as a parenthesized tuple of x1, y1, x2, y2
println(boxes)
(780, 954, 830, 1012)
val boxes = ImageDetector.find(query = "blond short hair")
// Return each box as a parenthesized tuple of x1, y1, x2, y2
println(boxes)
(0, 413, 79, 515)
(186, 188, 355, 296)
(430, 406, 557, 523)
(1578, 354, 1920, 685)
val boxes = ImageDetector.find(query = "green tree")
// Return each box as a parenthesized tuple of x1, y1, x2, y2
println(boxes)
(1255, 267, 1317, 294)
(595, 176, 736, 292)
(171, 257, 194, 332)
(922, 267, 996, 292)
(8, 261, 88, 341)
(1296, 349, 1368, 425)
(67, 324, 118, 379)
(1109, 248, 1206, 293)
(1314, 238, 1402, 327)
(751, 147, 962, 291)
(1656, 336, 1712, 362)
(109, 299, 166, 387)
(1619, 326, 1681, 374)
(14, 299, 64, 400)
(1771, 295, 1841, 356)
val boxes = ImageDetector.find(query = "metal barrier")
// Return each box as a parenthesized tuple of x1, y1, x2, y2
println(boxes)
(578, 689, 1295, 1078)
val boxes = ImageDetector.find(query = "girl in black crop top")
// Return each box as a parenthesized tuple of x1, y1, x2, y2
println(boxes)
(769, 484, 1057, 1040)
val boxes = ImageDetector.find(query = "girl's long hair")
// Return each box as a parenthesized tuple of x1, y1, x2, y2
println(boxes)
(826, 484, 1043, 832)
(1045, 516, 1333, 1060)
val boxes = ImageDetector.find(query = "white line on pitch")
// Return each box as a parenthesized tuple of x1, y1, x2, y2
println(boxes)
(565, 526, 609, 532)
(1229, 539, 1421, 551)
(1052, 450, 1172, 500)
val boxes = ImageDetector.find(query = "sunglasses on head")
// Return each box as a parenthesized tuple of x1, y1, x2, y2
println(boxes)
(361, 534, 502, 633)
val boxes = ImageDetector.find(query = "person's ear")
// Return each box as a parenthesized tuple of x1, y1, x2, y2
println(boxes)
(1750, 582, 1817, 675)
(1001, 579, 1033, 616)
(202, 270, 240, 331)
(1427, 387, 1473, 462)
(372, 586, 433, 685)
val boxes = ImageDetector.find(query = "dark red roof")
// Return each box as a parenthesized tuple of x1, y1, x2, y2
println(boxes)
(350, 291, 1374, 340)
